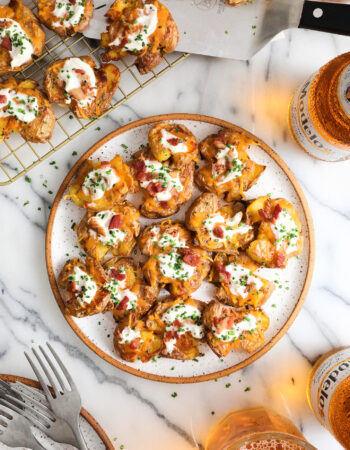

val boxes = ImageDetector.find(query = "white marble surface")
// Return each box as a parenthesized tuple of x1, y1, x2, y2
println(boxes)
(1, 27, 350, 450)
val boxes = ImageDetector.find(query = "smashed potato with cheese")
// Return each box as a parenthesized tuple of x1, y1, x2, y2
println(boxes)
(104, 257, 158, 321)
(59, 257, 112, 318)
(246, 196, 303, 268)
(196, 129, 265, 201)
(185, 193, 254, 254)
(101, 0, 179, 74)
(203, 299, 269, 358)
(210, 253, 275, 309)
(0, 78, 55, 143)
(146, 297, 205, 360)
(0, 0, 45, 76)
(69, 155, 138, 211)
(114, 312, 163, 362)
(38, 0, 93, 37)
(131, 148, 194, 218)
(148, 122, 198, 166)
(76, 201, 140, 261)
(44, 56, 120, 120)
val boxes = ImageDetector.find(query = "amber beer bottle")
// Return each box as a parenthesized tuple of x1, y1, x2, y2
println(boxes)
(289, 52, 350, 162)
(307, 348, 350, 449)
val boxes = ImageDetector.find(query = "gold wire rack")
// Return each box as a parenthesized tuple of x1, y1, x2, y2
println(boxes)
(0, 0, 189, 186)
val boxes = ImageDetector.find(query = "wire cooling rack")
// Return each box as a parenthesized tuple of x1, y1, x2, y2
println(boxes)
(0, 0, 189, 186)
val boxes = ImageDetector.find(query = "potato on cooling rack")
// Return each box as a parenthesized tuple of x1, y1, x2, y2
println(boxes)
(0, 0, 45, 76)
(101, 0, 179, 74)
(103, 257, 159, 322)
(185, 193, 254, 254)
(37, 0, 93, 37)
(68, 155, 138, 211)
(245, 196, 303, 268)
(196, 129, 265, 202)
(76, 201, 140, 261)
(146, 297, 205, 360)
(210, 253, 275, 309)
(44, 56, 120, 120)
(58, 257, 113, 318)
(0, 78, 55, 143)
(203, 299, 270, 358)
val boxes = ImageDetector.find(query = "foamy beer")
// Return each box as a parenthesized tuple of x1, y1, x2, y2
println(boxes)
(205, 406, 316, 450)
(307, 348, 350, 448)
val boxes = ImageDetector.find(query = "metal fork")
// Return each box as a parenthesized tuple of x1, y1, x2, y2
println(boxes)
(25, 342, 88, 450)
(0, 403, 44, 450)
(0, 379, 79, 446)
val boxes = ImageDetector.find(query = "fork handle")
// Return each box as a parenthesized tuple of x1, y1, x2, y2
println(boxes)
(70, 421, 88, 450)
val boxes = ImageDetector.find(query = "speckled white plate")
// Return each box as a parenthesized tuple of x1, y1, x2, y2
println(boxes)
(0, 375, 113, 449)
(46, 114, 315, 383)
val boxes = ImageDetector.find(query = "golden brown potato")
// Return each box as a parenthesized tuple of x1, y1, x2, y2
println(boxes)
(114, 312, 163, 362)
(0, 78, 55, 143)
(209, 253, 275, 309)
(131, 148, 194, 218)
(227, 0, 246, 4)
(203, 300, 269, 358)
(101, 0, 179, 74)
(43, 56, 120, 119)
(196, 129, 265, 202)
(148, 122, 198, 166)
(58, 257, 112, 318)
(146, 297, 205, 359)
(0, 0, 45, 76)
(76, 201, 140, 261)
(68, 155, 138, 211)
(38, 0, 93, 37)
(245, 196, 303, 268)
(104, 257, 159, 321)
(185, 193, 254, 254)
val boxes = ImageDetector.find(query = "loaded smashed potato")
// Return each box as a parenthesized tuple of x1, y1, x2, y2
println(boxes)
(59, 123, 305, 363)
(44, 56, 120, 120)
(101, 0, 179, 74)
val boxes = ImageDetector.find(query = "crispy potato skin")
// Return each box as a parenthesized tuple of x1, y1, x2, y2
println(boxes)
(185, 193, 254, 254)
(203, 300, 269, 358)
(148, 121, 198, 166)
(38, 0, 93, 37)
(104, 257, 158, 321)
(0, 78, 55, 143)
(58, 257, 112, 318)
(146, 297, 205, 359)
(76, 201, 140, 261)
(210, 253, 275, 309)
(196, 129, 265, 202)
(246, 196, 303, 268)
(43, 56, 120, 119)
(227, 0, 246, 4)
(131, 148, 194, 218)
(0, 0, 45, 75)
(69, 155, 138, 211)
(114, 312, 163, 362)
(101, 0, 178, 74)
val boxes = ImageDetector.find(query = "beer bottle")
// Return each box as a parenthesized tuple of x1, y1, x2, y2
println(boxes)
(307, 347, 350, 448)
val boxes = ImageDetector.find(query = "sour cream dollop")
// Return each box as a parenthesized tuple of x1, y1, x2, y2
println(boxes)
(53, 0, 85, 28)
(88, 210, 126, 246)
(0, 88, 39, 124)
(0, 18, 34, 68)
(160, 129, 188, 154)
(214, 314, 257, 342)
(82, 165, 120, 201)
(69, 266, 97, 304)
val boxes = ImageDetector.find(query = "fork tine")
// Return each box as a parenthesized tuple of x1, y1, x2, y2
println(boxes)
(0, 398, 50, 433)
(15, 382, 47, 401)
(32, 348, 61, 397)
(46, 342, 77, 391)
(5, 388, 55, 419)
(25, 351, 54, 400)
(39, 345, 67, 393)
(0, 390, 54, 423)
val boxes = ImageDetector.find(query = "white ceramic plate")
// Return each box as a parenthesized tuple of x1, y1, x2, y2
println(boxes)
(46, 114, 314, 383)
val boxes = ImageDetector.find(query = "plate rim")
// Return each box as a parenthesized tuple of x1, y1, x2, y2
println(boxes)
(0, 374, 114, 448)
(45, 113, 315, 384)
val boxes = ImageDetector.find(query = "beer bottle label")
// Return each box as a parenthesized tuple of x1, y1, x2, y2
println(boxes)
(338, 63, 350, 118)
(290, 75, 350, 162)
(309, 348, 350, 432)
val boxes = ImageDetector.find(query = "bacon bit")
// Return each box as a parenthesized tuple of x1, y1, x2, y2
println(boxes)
(173, 319, 182, 328)
(117, 296, 129, 310)
(213, 226, 224, 239)
(109, 214, 122, 229)
(120, 37, 129, 47)
(226, 316, 235, 330)
(275, 253, 286, 268)
(132, 159, 146, 172)
(0, 21, 11, 29)
(215, 263, 231, 284)
(69, 87, 86, 101)
(0, 95, 7, 104)
(167, 137, 179, 146)
(70, 281, 77, 292)
(146, 181, 164, 196)
(1, 35, 12, 51)
(75, 68, 85, 74)
(182, 252, 200, 267)
(110, 269, 126, 281)
(160, 200, 169, 209)
(191, 141, 198, 150)
(129, 338, 140, 349)
(137, 171, 152, 182)
(273, 203, 282, 220)
(213, 317, 219, 327)
(84, 202, 90, 208)
(166, 330, 176, 340)
(258, 208, 270, 221)
(213, 136, 226, 149)
(99, 161, 110, 169)
(69, 0, 76, 4)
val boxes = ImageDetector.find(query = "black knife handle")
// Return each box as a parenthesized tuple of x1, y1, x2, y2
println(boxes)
(299, 1, 350, 36)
